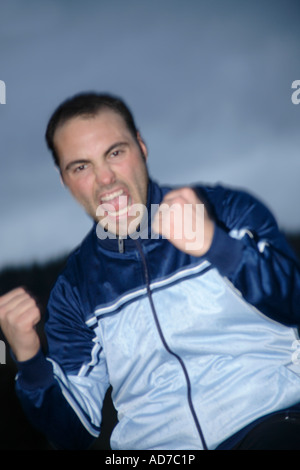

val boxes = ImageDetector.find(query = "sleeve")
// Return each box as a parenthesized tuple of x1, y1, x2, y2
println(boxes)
(197, 185, 300, 327)
(15, 273, 110, 450)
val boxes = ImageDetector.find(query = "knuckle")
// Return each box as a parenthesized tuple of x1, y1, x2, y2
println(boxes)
(4, 309, 15, 326)
(0, 304, 10, 321)
(14, 286, 27, 296)
(181, 186, 195, 199)
(27, 296, 37, 307)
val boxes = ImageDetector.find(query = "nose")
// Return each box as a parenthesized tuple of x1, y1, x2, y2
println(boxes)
(95, 161, 116, 186)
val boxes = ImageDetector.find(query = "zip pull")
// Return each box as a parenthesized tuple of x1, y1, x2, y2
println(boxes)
(118, 237, 124, 254)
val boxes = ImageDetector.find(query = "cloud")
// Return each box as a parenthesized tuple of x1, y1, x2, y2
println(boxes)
(1, 0, 300, 268)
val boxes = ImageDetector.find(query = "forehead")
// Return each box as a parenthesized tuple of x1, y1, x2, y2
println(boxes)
(55, 109, 131, 143)
(53, 110, 135, 167)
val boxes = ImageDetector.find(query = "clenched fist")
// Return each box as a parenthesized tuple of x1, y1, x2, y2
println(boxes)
(0, 287, 41, 362)
(152, 187, 215, 256)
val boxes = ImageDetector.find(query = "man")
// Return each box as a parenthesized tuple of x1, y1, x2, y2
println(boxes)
(0, 92, 300, 450)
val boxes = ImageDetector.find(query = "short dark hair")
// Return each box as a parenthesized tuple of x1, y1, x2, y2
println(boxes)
(45, 92, 139, 167)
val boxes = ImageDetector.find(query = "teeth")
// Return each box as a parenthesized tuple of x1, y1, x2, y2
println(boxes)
(101, 189, 124, 202)
(99, 189, 131, 217)
(109, 205, 130, 217)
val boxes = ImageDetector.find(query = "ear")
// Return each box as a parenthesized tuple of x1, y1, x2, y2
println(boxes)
(137, 131, 148, 161)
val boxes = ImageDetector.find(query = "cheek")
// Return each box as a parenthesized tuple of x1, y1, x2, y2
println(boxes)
(127, 159, 148, 187)
(135, 167, 149, 200)
(68, 179, 95, 204)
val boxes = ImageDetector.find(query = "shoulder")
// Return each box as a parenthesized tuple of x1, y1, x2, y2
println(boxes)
(193, 183, 277, 231)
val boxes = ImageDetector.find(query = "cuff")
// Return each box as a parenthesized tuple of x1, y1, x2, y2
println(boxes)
(205, 225, 244, 276)
(15, 348, 55, 390)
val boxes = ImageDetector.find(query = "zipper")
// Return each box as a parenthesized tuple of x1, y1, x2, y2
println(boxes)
(134, 239, 208, 450)
(118, 237, 124, 254)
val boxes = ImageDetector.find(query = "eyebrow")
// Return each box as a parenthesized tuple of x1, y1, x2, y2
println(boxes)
(104, 141, 128, 157)
(64, 141, 129, 172)
(65, 159, 90, 172)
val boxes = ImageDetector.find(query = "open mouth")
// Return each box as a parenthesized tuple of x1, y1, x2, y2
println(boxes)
(99, 188, 132, 217)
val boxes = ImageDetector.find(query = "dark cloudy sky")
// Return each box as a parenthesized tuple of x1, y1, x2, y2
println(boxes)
(0, 0, 299, 268)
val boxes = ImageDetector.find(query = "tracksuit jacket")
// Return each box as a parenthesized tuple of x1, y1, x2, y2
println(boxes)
(15, 179, 300, 450)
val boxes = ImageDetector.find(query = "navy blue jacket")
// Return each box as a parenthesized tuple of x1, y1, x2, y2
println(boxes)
(15, 180, 300, 449)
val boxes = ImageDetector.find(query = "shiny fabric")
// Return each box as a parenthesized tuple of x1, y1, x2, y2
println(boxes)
(15, 179, 300, 450)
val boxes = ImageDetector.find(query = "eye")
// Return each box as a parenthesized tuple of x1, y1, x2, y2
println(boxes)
(74, 163, 88, 173)
(110, 150, 121, 158)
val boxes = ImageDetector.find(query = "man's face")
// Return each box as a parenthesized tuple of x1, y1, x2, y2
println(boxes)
(54, 109, 149, 237)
